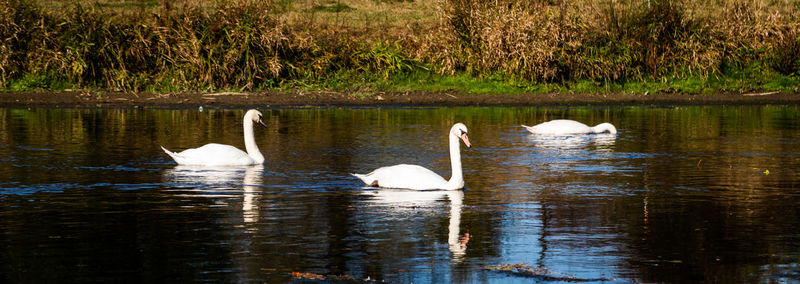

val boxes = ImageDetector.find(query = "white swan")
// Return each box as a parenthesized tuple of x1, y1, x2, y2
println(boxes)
(521, 119, 617, 135)
(353, 123, 471, 190)
(161, 109, 268, 166)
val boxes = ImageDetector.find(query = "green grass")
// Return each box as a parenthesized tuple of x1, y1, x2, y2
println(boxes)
(4, 66, 797, 96)
(292, 70, 535, 95)
(392, 72, 532, 95)
(274, 65, 800, 97)
(5, 74, 73, 92)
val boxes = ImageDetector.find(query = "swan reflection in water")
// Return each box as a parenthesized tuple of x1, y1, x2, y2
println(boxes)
(521, 133, 617, 175)
(526, 133, 616, 152)
(363, 189, 468, 261)
(242, 166, 263, 225)
(163, 165, 264, 229)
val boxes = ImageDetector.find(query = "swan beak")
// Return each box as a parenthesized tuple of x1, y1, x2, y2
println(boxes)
(460, 133, 472, 148)
(257, 118, 268, 129)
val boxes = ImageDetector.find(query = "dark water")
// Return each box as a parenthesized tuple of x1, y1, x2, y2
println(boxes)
(1, 106, 799, 283)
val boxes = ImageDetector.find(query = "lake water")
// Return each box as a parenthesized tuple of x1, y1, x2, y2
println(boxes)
(1, 106, 799, 283)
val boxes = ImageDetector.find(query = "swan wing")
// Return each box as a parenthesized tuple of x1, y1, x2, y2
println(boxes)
(523, 120, 593, 135)
(162, 143, 256, 166)
(353, 164, 448, 190)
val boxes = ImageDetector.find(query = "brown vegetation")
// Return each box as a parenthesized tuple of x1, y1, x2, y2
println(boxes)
(0, 0, 798, 93)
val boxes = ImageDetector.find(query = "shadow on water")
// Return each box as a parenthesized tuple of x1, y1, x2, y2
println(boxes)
(1, 106, 800, 282)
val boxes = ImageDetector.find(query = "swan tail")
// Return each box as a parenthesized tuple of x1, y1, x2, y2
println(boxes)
(352, 172, 377, 186)
(161, 146, 183, 164)
(520, 125, 536, 133)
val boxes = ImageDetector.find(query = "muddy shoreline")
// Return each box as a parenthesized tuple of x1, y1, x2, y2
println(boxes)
(1, 91, 799, 108)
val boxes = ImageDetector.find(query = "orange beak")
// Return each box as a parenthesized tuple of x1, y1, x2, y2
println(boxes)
(460, 133, 471, 148)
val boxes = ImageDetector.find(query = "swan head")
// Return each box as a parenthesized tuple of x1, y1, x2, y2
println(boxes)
(245, 109, 268, 129)
(450, 123, 471, 148)
(593, 123, 617, 134)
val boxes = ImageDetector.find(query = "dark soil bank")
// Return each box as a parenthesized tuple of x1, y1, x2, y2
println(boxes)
(1, 91, 799, 108)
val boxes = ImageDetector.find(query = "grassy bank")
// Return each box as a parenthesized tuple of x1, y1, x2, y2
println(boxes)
(1, 0, 798, 95)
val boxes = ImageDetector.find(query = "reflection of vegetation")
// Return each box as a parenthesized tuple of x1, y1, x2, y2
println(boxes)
(1, 105, 798, 201)
(1, 107, 799, 282)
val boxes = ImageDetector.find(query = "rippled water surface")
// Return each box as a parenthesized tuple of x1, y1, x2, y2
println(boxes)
(1, 106, 799, 283)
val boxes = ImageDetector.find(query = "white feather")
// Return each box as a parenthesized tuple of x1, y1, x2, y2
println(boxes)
(522, 119, 617, 135)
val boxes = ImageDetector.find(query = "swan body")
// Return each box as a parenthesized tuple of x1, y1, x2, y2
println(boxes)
(521, 120, 617, 135)
(161, 144, 258, 166)
(353, 123, 471, 190)
(355, 164, 449, 190)
(162, 109, 268, 166)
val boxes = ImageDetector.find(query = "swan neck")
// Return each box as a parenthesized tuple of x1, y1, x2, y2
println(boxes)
(446, 133, 464, 190)
(593, 123, 617, 134)
(243, 116, 264, 163)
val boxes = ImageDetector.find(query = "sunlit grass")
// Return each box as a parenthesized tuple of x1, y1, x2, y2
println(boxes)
(6, 74, 73, 92)
(392, 72, 532, 95)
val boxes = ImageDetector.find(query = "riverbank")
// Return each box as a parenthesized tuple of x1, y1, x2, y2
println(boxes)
(2, 91, 799, 108)
(3, 1, 799, 96)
